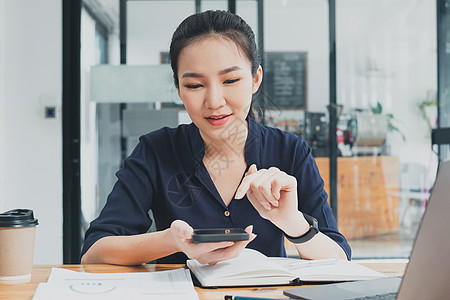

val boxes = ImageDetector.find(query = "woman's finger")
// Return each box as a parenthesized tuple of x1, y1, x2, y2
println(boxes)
(256, 169, 282, 207)
(245, 164, 258, 176)
(249, 180, 273, 210)
(244, 167, 281, 209)
(246, 187, 270, 216)
(196, 241, 235, 252)
(198, 230, 257, 264)
(270, 177, 283, 200)
(170, 219, 193, 239)
(235, 164, 259, 199)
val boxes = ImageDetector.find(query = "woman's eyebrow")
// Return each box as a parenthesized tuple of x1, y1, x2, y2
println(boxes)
(181, 72, 203, 78)
(181, 66, 241, 78)
(219, 66, 241, 75)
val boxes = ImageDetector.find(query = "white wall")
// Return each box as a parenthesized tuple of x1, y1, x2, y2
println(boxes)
(127, 1, 195, 65)
(0, 0, 63, 264)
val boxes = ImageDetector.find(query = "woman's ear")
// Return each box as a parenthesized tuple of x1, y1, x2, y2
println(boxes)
(252, 65, 263, 94)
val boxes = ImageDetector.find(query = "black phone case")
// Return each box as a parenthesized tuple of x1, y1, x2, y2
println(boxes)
(192, 228, 249, 243)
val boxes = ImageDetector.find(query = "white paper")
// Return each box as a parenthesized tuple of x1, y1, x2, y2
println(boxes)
(271, 257, 387, 281)
(32, 267, 199, 300)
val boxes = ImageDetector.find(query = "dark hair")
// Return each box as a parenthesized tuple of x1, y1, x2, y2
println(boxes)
(169, 10, 261, 118)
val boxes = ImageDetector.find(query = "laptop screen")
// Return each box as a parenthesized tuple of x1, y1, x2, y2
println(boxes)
(396, 160, 450, 299)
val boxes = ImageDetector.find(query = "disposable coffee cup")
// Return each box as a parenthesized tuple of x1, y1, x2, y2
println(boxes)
(0, 209, 38, 284)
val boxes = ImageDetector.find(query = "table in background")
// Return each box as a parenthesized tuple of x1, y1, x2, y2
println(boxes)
(315, 156, 400, 239)
(0, 262, 407, 300)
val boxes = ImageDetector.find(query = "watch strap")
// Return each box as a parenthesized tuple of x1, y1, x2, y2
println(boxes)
(284, 213, 319, 244)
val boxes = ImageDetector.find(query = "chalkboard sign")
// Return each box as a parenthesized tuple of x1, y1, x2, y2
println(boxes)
(264, 52, 307, 109)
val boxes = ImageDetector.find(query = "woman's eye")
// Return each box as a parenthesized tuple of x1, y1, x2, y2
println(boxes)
(185, 84, 203, 89)
(224, 78, 240, 84)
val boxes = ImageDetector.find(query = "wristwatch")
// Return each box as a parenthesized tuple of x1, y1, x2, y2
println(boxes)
(284, 213, 319, 244)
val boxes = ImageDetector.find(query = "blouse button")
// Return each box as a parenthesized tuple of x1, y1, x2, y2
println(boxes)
(224, 210, 230, 217)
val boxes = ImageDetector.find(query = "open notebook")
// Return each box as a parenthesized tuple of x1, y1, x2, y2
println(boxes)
(187, 248, 385, 288)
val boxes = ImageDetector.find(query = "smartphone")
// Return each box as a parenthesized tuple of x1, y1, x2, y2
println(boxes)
(192, 228, 249, 243)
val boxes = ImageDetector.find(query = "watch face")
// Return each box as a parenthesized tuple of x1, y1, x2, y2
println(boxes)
(303, 213, 318, 229)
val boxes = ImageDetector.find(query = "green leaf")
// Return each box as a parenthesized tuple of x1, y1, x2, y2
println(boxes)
(371, 102, 383, 114)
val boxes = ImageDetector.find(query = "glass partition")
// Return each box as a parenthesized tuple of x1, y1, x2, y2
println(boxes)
(80, 3, 119, 229)
(263, 0, 328, 139)
(335, 0, 438, 258)
(260, 0, 329, 257)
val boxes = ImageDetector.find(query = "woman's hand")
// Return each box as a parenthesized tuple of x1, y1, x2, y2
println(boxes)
(235, 164, 309, 237)
(169, 220, 256, 265)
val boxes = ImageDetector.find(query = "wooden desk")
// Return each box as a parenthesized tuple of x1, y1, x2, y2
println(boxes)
(0, 262, 407, 300)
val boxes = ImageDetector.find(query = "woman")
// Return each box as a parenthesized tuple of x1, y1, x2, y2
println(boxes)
(81, 10, 351, 265)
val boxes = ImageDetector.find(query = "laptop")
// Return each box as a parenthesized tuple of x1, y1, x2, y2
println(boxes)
(284, 160, 450, 300)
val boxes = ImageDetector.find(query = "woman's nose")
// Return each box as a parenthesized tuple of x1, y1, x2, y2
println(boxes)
(204, 86, 226, 110)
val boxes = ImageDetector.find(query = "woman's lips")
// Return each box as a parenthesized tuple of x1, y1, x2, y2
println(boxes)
(205, 114, 231, 126)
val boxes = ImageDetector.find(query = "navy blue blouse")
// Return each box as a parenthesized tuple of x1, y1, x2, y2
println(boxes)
(81, 117, 351, 263)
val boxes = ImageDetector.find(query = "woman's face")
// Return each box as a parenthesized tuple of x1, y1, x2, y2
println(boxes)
(177, 36, 262, 142)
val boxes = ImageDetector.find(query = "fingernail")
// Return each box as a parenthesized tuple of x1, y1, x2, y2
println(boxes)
(273, 201, 279, 207)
